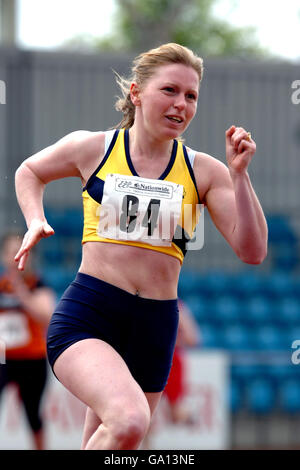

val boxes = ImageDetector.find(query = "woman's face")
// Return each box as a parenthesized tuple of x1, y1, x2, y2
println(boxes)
(133, 63, 199, 141)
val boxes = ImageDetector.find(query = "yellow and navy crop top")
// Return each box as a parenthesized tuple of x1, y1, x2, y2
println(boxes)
(82, 129, 202, 264)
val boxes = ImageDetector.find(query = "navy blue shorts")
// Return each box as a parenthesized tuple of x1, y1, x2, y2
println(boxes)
(46, 272, 179, 393)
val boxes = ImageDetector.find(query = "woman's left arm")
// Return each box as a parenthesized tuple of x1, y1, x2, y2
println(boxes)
(198, 125, 268, 264)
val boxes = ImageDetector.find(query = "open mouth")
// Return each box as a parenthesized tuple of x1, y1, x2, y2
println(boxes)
(166, 116, 184, 124)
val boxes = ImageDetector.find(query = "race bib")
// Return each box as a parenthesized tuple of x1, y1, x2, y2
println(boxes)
(97, 174, 184, 246)
(0, 312, 30, 349)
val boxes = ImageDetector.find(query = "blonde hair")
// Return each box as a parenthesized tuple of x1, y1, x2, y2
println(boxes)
(114, 43, 204, 129)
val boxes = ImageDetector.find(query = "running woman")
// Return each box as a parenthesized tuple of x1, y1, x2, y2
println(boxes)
(14, 43, 267, 450)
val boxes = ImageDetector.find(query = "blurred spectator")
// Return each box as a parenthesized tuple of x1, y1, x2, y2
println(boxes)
(163, 298, 200, 424)
(0, 232, 56, 450)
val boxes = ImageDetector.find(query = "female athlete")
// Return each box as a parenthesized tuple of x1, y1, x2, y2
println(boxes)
(14, 43, 267, 450)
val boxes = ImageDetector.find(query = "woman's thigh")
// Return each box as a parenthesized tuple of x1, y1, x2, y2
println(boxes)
(53, 337, 150, 424)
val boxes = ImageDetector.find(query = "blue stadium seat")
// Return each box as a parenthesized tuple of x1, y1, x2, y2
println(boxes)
(229, 271, 264, 298)
(199, 323, 220, 349)
(266, 214, 297, 244)
(178, 271, 202, 297)
(44, 206, 83, 238)
(293, 277, 300, 299)
(199, 271, 230, 297)
(246, 377, 277, 414)
(59, 208, 83, 237)
(44, 207, 66, 235)
(275, 297, 300, 326)
(285, 326, 300, 351)
(38, 236, 65, 265)
(230, 378, 244, 413)
(273, 242, 299, 271)
(243, 296, 273, 325)
(42, 267, 75, 297)
(278, 379, 300, 414)
(232, 361, 266, 385)
(263, 271, 294, 298)
(213, 295, 241, 324)
(222, 324, 254, 351)
(253, 325, 285, 351)
(265, 361, 298, 385)
(184, 295, 211, 324)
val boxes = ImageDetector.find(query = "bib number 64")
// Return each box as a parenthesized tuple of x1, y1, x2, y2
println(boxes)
(119, 195, 161, 235)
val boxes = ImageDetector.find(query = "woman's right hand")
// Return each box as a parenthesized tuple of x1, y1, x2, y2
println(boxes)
(14, 219, 55, 271)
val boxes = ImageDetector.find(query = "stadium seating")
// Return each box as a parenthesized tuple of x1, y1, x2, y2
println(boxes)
(198, 323, 221, 349)
(254, 325, 286, 351)
(264, 361, 297, 386)
(246, 377, 277, 414)
(266, 214, 297, 244)
(228, 271, 265, 298)
(38, 236, 66, 265)
(275, 297, 300, 326)
(222, 324, 254, 351)
(185, 295, 212, 324)
(213, 295, 242, 324)
(179, 265, 300, 414)
(230, 377, 244, 413)
(198, 271, 230, 297)
(178, 270, 202, 297)
(278, 378, 300, 414)
(41, 266, 75, 299)
(231, 362, 266, 400)
(243, 296, 273, 325)
(263, 271, 295, 298)
(44, 206, 83, 238)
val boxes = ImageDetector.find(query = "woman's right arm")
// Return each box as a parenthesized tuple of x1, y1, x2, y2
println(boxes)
(14, 130, 105, 270)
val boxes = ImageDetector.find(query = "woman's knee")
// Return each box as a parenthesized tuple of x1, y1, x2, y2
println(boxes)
(108, 404, 151, 448)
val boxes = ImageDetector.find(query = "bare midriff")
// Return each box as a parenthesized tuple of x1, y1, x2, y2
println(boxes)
(79, 241, 180, 300)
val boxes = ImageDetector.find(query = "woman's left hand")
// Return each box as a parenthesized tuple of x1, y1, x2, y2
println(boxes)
(225, 125, 256, 174)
